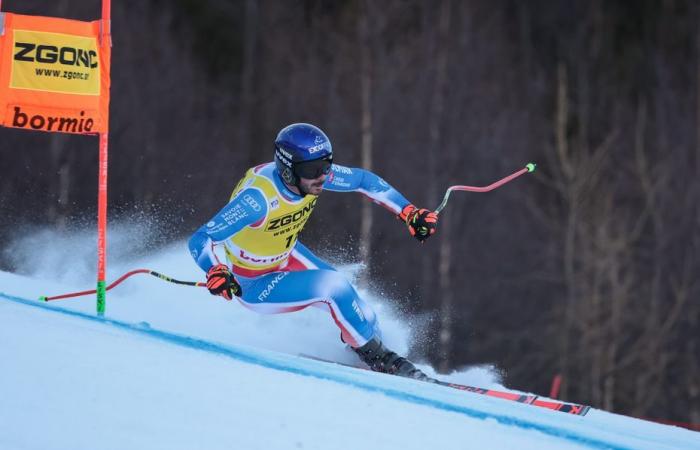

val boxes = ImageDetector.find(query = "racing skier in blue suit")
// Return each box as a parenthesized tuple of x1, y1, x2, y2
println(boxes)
(189, 123, 438, 379)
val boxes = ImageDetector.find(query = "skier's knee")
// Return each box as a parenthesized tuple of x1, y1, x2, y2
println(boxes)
(320, 270, 356, 300)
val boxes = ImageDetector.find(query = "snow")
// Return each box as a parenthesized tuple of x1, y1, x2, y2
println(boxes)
(1, 226, 699, 450)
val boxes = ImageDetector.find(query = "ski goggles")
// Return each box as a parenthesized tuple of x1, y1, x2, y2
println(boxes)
(295, 156, 333, 179)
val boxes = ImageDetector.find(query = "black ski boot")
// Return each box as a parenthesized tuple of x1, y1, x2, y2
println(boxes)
(353, 338, 435, 382)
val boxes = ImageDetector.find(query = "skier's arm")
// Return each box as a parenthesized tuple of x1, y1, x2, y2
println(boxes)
(323, 164, 438, 241)
(322, 164, 411, 214)
(188, 188, 267, 272)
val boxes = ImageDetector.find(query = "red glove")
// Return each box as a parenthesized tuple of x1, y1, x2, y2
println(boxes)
(398, 204, 438, 242)
(206, 264, 242, 300)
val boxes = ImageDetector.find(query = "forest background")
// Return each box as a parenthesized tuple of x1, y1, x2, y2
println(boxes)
(1, 0, 698, 425)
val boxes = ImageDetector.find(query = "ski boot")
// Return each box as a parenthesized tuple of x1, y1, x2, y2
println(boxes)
(353, 337, 436, 382)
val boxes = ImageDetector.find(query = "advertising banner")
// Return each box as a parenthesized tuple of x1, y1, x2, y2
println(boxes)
(0, 12, 110, 134)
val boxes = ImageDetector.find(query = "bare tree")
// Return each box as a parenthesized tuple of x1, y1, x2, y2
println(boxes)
(240, 0, 259, 168)
(426, 0, 453, 370)
(358, 0, 374, 284)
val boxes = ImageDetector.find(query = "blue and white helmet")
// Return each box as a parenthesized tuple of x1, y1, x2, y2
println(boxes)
(274, 123, 333, 186)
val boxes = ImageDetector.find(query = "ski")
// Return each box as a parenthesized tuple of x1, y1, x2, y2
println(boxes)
(299, 354, 591, 416)
(433, 379, 590, 416)
(531, 398, 591, 416)
(432, 380, 537, 405)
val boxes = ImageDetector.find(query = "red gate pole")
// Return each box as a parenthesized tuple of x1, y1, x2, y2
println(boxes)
(96, 132, 108, 315)
(96, 0, 111, 315)
(549, 374, 562, 399)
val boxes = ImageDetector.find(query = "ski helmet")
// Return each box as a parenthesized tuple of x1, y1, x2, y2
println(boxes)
(274, 123, 333, 188)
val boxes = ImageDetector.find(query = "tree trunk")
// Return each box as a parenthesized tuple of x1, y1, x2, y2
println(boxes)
(241, 0, 259, 166)
(47, 134, 70, 230)
(555, 61, 577, 399)
(358, 0, 373, 285)
(438, 211, 453, 371)
(691, 6, 700, 425)
(427, 0, 452, 370)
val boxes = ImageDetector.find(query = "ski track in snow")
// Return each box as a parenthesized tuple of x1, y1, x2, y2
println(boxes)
(1, 226, 699, 449)
(3, 291, 700, 450)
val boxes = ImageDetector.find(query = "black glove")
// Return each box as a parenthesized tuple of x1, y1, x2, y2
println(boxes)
(398, 204, 438, 242)
(206, 264, 242, 300)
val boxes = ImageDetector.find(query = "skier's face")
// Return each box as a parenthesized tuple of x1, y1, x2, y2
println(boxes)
(298, 173, 327, 196)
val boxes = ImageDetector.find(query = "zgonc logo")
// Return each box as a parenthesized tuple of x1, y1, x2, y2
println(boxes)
(14, 42, 98, 68)
(10, 29, 101, 96)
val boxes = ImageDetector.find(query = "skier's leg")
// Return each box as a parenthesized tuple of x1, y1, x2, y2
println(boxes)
(285, 241, 336, 271)
(235, 245, 431, 380)
(284, 241, 381, 338)
(352, 337, 434, 381)
(236, 269, 377, 347)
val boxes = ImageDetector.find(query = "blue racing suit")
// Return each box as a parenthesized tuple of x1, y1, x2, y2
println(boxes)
(189, 162, 412, 347)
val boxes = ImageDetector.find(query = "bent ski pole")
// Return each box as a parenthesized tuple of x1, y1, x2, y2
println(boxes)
(434, 163, 536, 214)
(39, 269, 206, 302)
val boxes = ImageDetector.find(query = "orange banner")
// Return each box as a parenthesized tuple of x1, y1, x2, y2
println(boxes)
(0, 12, 110, 134)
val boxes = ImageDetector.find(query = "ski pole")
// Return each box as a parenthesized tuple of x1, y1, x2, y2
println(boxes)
(39, 269, 205, 302)
(434, 163, 536, 214)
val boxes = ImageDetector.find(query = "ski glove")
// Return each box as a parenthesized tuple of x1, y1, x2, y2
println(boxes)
(399, 204, 438, 242)
(206, 264, 242, 300)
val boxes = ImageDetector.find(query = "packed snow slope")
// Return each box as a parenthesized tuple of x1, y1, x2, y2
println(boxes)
(1, 227, 699, 450)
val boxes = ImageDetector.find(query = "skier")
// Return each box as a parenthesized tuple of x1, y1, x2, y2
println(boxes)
(189, 123, 438, 380)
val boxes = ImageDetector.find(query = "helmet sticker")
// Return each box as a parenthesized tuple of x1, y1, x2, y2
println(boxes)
(308, 141, 330, 154)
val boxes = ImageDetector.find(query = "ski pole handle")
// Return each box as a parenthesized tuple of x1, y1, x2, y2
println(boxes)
(39, 269, 206, 302)
(434, 163, 536, 214)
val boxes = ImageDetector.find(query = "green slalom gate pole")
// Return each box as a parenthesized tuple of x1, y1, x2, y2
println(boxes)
(96, 280, 106, 315)
(96, 0, 111, 315)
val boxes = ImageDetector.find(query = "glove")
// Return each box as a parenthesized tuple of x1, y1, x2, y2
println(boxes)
(398, 204, 438, 242)
(206, 264, 242, 300)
